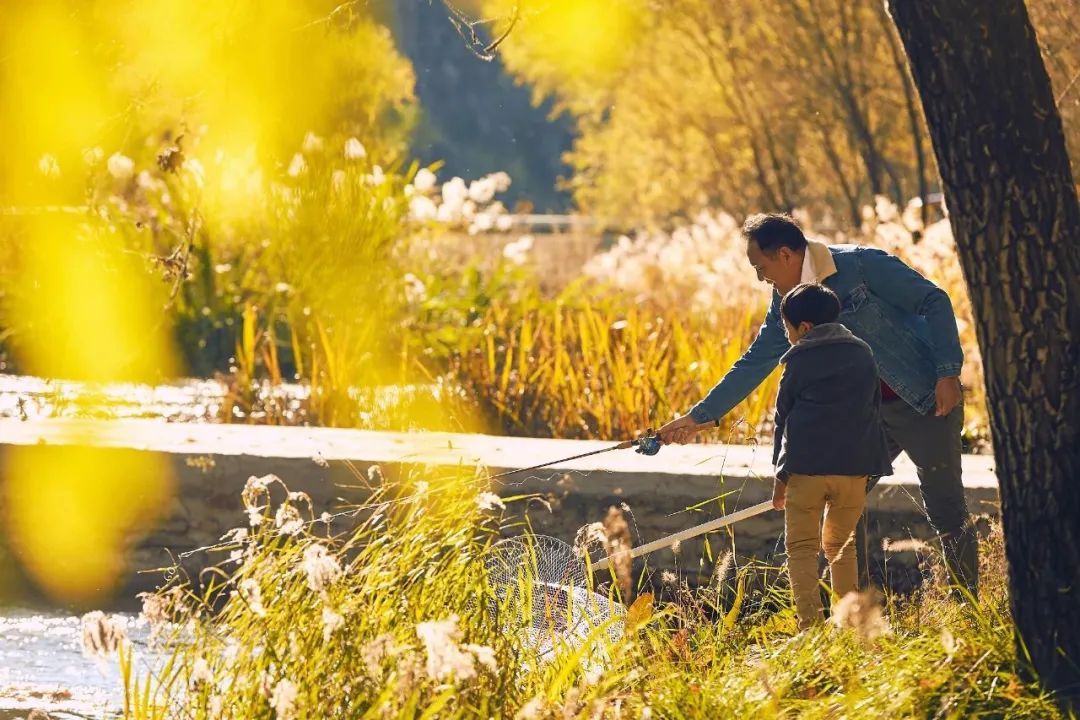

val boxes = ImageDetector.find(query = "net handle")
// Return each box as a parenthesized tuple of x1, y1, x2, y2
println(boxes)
(592, 501, 775, 571)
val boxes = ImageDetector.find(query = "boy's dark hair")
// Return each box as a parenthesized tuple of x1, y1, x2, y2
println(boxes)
(781, 282, 841, 327)
(742, 213, 808, 254)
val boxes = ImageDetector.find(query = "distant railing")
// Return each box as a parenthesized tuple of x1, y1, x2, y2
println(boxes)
(500, 214, 599, 232)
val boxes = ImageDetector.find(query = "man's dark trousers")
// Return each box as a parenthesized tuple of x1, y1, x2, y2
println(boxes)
(857, 399, 978, 593)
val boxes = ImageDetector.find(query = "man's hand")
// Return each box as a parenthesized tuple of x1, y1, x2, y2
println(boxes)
(935, 376, 962, 416)
(658, 414, 710, 445)
(772, 478, 786, 510)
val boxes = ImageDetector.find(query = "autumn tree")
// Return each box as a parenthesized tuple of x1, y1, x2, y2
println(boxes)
(490, 0, 938, 227)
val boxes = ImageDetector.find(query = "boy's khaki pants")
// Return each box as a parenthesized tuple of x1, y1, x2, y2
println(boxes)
(785, 473, 868, 630)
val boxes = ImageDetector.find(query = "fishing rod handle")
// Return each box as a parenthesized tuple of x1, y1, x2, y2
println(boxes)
(593, 501, 775, 571)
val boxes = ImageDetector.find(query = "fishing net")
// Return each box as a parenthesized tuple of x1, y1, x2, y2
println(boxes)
(485, 534, 625, 661)
(482, 502, 774, 660)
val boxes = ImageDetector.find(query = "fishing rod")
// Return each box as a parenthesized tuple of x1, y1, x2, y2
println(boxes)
(485, 429, 664, 481)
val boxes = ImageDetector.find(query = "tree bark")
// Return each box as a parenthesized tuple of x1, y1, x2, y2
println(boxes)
(887, 0, 1080, 708)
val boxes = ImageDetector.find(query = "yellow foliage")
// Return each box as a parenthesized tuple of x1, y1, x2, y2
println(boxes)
(449, 296, 780, 441)
(0, 4, 112, 203)
(0, 212, 178, 602)
(491, 0, 927, 226)
(0, 0, 420, 603)
(0, 0, 415, 206)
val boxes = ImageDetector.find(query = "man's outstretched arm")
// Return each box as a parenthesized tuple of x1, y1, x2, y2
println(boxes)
(659, 293, 789, 442)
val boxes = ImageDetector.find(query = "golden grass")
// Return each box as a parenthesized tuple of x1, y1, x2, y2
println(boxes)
(447, 294, 778, 441)
(111, 468, 1064, 719)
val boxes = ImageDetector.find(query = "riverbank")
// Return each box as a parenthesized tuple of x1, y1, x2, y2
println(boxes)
(0, 416, 998, 607)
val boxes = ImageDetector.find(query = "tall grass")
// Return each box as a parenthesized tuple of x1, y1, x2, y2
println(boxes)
(111, 466, 1067, 719)
(445, 293, 778, 440)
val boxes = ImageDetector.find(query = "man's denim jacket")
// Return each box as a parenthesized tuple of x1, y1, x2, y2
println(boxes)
(689, 242, 964, 422)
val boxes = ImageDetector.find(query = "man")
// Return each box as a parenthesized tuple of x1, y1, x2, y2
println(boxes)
(658, 213, 977, 594)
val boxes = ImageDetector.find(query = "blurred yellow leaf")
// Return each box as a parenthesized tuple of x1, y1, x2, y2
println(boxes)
(3, 443, 173, 604)
(490, 0, 648, 108)
(7, 215, 176, 383)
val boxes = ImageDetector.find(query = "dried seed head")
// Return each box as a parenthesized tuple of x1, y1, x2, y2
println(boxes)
(221, 527, 249, 544)
(138, 592, 170, 629)
(514, 696, 545, 720)
(275, 503, 304, 536)
(302, 543, 342, 592)
(271, 678, 298, 720)
(190, 657, 212, 687)
(322, 607, 344, 643)
(361, 634, 399, 676)
(107, 152, 135, 179)
(242, 475, 271, 513)
(157, 141, 185, 173)
(602, 506, 634, 599)
(712, 551, 735, 590)
(830, 590, 890, 641)
(237, 579, 266, 617)
(38, 153, 61, 177)
(415, 615, 482, 682)
(882, 537, 932, 554)
(80, 611, 127, 658)
(941, 627, 958, 655)
(464, 644, 498, 674)
(344, 137, 367, 160)
(477, 492, 505, 511)
(574, 522, 608, 557)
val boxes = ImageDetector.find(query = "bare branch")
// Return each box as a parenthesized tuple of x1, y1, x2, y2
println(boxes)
(441, 1, 519, 62)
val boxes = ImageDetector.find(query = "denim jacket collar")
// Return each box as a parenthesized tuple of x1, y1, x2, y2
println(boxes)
(803, 239, 838, 283)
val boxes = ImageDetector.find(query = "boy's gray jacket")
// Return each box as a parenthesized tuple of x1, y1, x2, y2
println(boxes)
(773, 323, 893, 481)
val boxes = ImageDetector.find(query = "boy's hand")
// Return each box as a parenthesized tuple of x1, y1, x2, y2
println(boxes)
(772, 478, 787, 510)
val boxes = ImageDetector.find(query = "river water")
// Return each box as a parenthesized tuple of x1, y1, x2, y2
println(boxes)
(0, 609, 153, 719)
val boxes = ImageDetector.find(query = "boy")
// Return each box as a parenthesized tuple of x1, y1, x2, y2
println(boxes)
(771, 282, 892, 630)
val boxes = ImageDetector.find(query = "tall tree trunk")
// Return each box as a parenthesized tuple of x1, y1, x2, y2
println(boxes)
(887, 0, 1080, 708)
